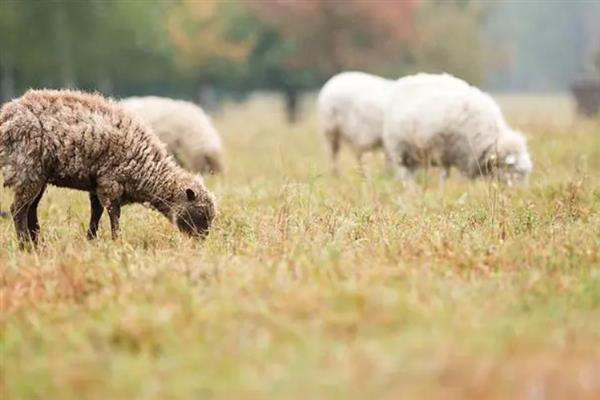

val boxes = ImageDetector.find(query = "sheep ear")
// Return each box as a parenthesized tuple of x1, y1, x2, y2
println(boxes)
(185, 188, 197, 201)
(505, 154, 517, 165)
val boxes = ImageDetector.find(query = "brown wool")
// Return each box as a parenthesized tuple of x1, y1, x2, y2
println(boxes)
(0, 89, 216, 245)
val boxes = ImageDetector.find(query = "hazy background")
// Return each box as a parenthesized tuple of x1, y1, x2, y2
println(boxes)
(1, 0, 600, 121)
(2, 3, 600, 398)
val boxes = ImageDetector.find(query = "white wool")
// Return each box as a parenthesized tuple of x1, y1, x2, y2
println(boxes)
(383, 73, 532, 182)
(121, 96, 224, 174)
(317, 71, 394, 174)
(386, 73, 471, 114)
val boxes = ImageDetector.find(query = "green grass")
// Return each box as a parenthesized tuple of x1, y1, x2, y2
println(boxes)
(1, 95, 600, 399)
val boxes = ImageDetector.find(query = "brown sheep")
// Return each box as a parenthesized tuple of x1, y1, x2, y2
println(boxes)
(0, 89, 216, 247)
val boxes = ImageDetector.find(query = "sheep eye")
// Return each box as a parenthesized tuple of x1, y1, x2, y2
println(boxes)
(185, 188, 197, 201)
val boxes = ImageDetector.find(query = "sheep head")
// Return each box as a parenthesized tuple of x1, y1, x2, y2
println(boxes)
(491, 129, 533, 185)
(173, 176, 216, 237)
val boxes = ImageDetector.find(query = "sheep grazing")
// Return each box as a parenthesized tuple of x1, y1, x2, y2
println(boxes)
(383, 74, 532, 184)
(0, 89, 217, 247)
(121, 96, 224, 175)
(317, 71, 395, 175)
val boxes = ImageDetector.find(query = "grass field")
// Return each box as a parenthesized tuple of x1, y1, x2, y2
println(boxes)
(1, 94, 599, 399)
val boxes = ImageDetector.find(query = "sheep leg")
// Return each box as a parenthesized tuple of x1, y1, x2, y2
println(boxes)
(96, 178, 123, 240)
(27, 185, 46, 244)
(11, 206, 30, 248)
(87, 193, 104, 240)
(439, 166, 451, 189)
(384, 151, 395, 176)
(326, 128, 341, 177)
(107, 202, 121, 240)
(355, 151, 366, 178)
(395, 165, 415, 182)
(11, 185, 44, 248)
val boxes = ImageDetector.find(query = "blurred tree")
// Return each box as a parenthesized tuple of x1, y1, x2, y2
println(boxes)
(1, 0, 490, 113)
(165, 0, 252, 106)
(0, 0, 19, 99)
(0, 0, 83, 94)
(72, 0, 165, 93)
(0, 0, 174, 101)
(245, 0, 418, 122)
(167, 0, 250, 70)
(406, 0, 486, 85)
(596, 39, 600, 75)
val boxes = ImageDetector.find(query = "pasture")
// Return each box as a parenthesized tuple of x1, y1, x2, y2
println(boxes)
(1, 94, 599, 399)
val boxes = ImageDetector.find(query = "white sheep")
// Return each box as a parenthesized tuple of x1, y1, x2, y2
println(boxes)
(387, 73, 470, 116)
(317, 71, 394, 175)
(383, 75, 532, 185)
(121, 96, 224, 175)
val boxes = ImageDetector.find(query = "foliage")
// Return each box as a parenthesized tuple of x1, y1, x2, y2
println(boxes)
(246, 0, 417, 79)
(235, 0, 418, 121)
(406, 0, 486, 85)
(0, 0, 490, 105)
(166, 0, 251, 83)
(0, 0, 176, 98)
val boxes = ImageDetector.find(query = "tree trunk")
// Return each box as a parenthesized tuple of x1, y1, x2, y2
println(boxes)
(197, 84, 219, 114)
(284, 87, 299, 124)
(92, 0, 111, 95)
(96, 72, 114, 95)
(53, 2, 76, 88)
(0, 53, 16, 102)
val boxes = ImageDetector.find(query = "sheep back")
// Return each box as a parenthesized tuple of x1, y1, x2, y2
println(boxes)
(318, 71, 394, 152)
(121, 96, 224, 174)
(1, 89, 183, 202)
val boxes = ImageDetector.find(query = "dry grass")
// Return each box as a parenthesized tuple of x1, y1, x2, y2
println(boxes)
(1, 94, 599, 400)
